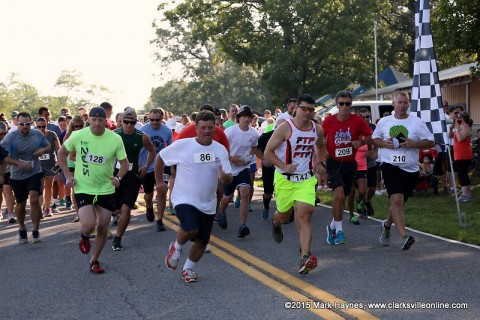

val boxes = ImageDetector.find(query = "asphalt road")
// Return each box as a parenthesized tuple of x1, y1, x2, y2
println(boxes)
(0, 188, 478, 320)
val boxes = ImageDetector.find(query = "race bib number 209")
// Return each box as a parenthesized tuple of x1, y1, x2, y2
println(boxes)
(335, 147, 352, 157)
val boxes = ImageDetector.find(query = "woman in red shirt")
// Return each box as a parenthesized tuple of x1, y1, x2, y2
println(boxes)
(451, 111, 473, 201)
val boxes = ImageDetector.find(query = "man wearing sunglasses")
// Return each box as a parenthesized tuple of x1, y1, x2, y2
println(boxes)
(265, 94, 326, 274)
(58, 107, 129, 273)
(111, 108, 155, 251)
(139, 108, 173, 231)
(1, 112, 51, 244)
(322, 90, 373, 246)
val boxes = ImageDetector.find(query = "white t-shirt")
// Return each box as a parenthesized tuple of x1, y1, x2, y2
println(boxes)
(224, 124, 259, 176)
(160, 138, 231, 214)
(275, 112, 292, 127)
(372, 114, 434, 172)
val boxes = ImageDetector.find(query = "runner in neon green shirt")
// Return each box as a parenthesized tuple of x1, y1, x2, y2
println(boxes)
(58, 107, 129, 274)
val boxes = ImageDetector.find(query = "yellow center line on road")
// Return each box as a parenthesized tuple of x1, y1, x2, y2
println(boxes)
(137, 201, 377, 319)
(161, 217, 343, 320)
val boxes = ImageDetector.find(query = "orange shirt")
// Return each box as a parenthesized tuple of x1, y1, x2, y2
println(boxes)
(176, 123, 230, 152)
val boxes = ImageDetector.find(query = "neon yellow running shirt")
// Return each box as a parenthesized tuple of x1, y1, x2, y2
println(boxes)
(63, 128, 127, 195)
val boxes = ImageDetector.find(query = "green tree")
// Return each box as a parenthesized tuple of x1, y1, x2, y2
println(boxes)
(433, 0, 480, 75)
(155, 0, 386, 102)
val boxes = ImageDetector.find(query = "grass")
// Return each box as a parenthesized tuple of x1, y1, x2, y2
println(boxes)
(255, 172, 480, 246)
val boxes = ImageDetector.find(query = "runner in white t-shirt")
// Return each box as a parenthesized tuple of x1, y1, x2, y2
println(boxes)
(373, 91, 434, 251)
(217, 105, 262, 238)
(158, 110, 232, 283)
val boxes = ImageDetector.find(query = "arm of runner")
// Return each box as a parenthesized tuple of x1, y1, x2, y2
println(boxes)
(264, 122, 297, 174)
(140, 133, 155, 179)
(33, 141, 51, 157)
(154, 153, 168, 194)
(112, 158, 129, 188)
(58, 145, 74, 187)
(314, 124, 326, 175)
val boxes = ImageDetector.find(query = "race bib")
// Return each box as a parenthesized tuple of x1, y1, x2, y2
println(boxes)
(289, 172, 312, 182)
(391, 154, 407, 164)
(335, 147, 353, 157)
(85, 153, 107, 165)
(116, 161, 133, 171)
(194, 152, 215, 163)
(163, 173, 170, 182)
(39, 154, 50, 161)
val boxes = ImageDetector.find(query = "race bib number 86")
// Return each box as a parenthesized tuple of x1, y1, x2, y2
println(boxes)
(194, 152, 215, 163)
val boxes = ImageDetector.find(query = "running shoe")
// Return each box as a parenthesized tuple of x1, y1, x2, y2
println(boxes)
(112, 237, 123, 251)
(59, 199, 66, 206)
(31, 230, 41, 244)
(51, 203, 59, 213)
(204, 244, 211, 253)
(217, 211, 227, 229)
(272, 220, 283, 243)
(72, 216, 79, 223)
(234, 196, 240, 208)
(349, 215, 360, 225)
(111, 214, 119, 226)
(334, 231, 346, 245)
(238, 224, 250, 238)
(182, 268, 198, 283)
(248, 204, 253, 212)
(89, 260, 105, 274)
(261, 208, 269, 221)
(19, 228, 28, 244)
(156, 220, 166, 232)
(145, 208, 155, 222)
(326, 225, 336, 245)
(166, 207, 176, 215)
(79, 233, 90, 254)
(165, 242, 181, 270)
(356, 202, 367, 218)
(65, 196, 72, 210)
(400, 235, 415, 251)
(364, 201, 374, 216)
(43, 208, 52, 218)
(380, 220, 390, 246)
(8, 213, 16, 224)
(298, 254, 318, 274)
(458, 195, 472, 202)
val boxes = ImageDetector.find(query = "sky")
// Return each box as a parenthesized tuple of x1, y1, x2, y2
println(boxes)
(0, 0, 171, 114)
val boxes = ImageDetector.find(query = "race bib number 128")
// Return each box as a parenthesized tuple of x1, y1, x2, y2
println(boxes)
(85, 153, 107, 165)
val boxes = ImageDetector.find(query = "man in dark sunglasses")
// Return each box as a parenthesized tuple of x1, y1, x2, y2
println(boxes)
(139, 108, 173, 230)
(111, 108, 155, 251)
(322, 90, 373, 246)
(1, 112, 51, 244)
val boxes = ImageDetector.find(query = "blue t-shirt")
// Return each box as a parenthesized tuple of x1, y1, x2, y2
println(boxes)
(1, 129, 49, 179)
(139, 123, 173, 172)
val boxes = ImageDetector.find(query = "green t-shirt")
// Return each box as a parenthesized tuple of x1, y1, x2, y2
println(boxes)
(223, 119, 235, 128)
(113, 127, 144, 173)
(63, 128, 127, 195)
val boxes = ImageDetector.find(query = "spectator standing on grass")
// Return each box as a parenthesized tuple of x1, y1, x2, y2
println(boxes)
(451, 111, 473, 202)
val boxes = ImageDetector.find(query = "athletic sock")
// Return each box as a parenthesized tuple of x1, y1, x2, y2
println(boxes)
(183, 259, 197, 271)
(174, 240, 184, 252)
(334, 220, 343, 232)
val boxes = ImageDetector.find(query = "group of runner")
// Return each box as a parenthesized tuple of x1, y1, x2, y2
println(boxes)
(0, 90, 434, 281)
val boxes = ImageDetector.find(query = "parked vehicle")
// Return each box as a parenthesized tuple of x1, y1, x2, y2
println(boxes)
(319, 100, 394, 123)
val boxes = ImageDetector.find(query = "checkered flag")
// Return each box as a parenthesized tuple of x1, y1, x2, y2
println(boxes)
(409, 0, 448, 146)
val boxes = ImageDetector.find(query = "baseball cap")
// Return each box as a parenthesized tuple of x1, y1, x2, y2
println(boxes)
(214, 108, 221, 116)
(11, 111, 19, 118)
(89, 107, 107, 118)
(123, 107, 137, 120)
(166, 119, 178, 130)
(238, 105, 253, 116)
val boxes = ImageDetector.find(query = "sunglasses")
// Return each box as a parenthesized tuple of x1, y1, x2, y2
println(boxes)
(338, 102, 352, 107)
(297, 106, 315, 112)
(36, 125, 47, 129)
(73, 125, 83, 129)
(123, 120, 137, 125)
(361, 115, 370, 119)
(19, 122, 32, 126)
(149, 118, 161, 122)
